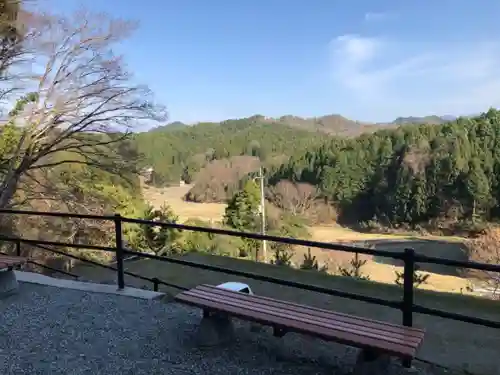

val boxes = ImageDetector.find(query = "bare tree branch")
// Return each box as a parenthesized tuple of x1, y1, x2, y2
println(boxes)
(467, 228, 500, 300)
(269, 180, 318, 215)
(0, 9, 166, 209)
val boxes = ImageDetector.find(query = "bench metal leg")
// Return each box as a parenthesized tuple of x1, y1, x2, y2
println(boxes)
(353, 349, 391, 375)
(196, 310, 235, 347)
(0, 268, 19, 298)
(273, 326, 287, 338)
(402, 358, 412, 368)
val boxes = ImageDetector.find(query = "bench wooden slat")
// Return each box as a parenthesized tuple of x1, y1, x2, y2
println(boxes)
(187, 288, 422, 345)
(181, 289, 421, 350)
(0, 255, 26, 269)
(177, 291, 417, 358)
(197, 284, 425, 338)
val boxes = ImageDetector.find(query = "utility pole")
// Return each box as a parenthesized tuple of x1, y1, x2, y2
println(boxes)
(256, 167, 267, 262)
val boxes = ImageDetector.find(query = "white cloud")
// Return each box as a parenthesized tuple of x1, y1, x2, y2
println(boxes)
(329, 34, 500, 118)
(364, 12, 391, 22)
(334, 35, 381, 64)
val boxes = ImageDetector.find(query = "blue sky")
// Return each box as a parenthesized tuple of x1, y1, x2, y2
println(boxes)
(44, 1, 500, 124)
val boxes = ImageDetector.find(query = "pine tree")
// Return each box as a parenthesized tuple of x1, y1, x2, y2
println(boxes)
(223, 180, 260, 231)
(466, 158, 491, 220)
(223, 180, 261, 258)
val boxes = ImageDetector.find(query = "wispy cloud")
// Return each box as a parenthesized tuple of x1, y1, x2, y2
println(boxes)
(364, 12, 392, 22)
(329, 34, 500, 118)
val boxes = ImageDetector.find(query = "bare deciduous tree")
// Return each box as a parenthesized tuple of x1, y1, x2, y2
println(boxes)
(0, 1, 35, 104)
(0, 9, 167, 210)
(269, 180, 318, 215)
(185, 156, 261, 202)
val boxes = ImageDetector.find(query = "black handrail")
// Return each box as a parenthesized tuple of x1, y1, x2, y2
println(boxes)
(26, 242, 187, 292)
(122, 216, 406, 259)
(123, 248, 401, 309)
(0, 250, 79, 279)
(0, 208, 498, 335)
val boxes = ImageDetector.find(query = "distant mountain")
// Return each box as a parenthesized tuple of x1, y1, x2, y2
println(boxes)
(149, 121, 188, 132)
(273, 114, 374, 135)
(391, 115, 451, 125)
(440, 115, 458, 121)
(246, 113, 459, 135)
(156, 112, 461, 137)
(134, 112, 471, 185)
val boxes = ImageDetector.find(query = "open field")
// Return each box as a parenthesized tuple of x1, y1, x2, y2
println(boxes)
(74, 252, 500, 375)
(142, 184, 465, 243)
(142, 184, 477, 294)
(142, 184, 226, 222)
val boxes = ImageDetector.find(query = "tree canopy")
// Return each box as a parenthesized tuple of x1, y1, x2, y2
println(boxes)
(269, 109, 500, 228)
(133, 117, 326, 185)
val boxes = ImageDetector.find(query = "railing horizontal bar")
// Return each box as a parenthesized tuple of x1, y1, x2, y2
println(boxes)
(28, 261, 80, 279)
(0, 235, 115, 252)
(123, 249, 402, 309)
(412, 303, 500, 329)
(122, 217, 405, 259)
(0, 251, 79, 279)
(122, 271, 188, 290)
(0, 208, 115, 221)
(1, 208, 499, 271)
(30, 243, 119, 271)
(414, 253, 500, 273)
(29, 244, 186, 290)
(1, 208, 499, 333)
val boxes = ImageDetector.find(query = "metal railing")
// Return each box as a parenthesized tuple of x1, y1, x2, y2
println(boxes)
(0, 208, 499, 332)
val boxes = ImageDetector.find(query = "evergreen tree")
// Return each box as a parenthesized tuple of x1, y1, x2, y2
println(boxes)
(223, 180, 261, 258)
(223, 180, 260, 231)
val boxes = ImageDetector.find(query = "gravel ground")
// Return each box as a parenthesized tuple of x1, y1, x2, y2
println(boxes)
(0, 283, 466, 375)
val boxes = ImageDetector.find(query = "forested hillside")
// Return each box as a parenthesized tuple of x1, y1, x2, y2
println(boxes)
(133, 116, 327, 185)
(133, 113, 457, 187)
(270, 109, 500, 228)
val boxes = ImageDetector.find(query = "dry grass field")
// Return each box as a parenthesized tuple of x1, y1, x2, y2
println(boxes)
(142, 184, 226, 222)
(142, 184, 476, 294)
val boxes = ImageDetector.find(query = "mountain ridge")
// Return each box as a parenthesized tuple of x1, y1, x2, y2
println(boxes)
(152, 113, 460, 136)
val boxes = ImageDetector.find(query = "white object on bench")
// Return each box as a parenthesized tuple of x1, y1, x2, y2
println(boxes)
(216, 282, 253, 295)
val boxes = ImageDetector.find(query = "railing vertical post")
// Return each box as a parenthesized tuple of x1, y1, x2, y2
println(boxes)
(15, 239, 21, 257)
(114, 214, 125, 290)
(402, 247, 415, 368)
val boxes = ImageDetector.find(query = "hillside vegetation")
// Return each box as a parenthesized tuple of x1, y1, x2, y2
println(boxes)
(133, 116, 327, 186)
(0, 2, 498, 304)
(271, 109, 500, 231)
(134, 113, 457, 202)
(140, 109, 500, 234)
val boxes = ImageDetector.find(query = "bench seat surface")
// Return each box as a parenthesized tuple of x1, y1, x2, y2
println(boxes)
(0, 255, 26, 270)
(175, 284, 425, 358)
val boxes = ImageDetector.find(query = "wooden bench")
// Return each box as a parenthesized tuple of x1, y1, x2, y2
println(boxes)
(0, 255, 26, 270)
(0, 255, 26, 297)
(175, 284, 425, 372)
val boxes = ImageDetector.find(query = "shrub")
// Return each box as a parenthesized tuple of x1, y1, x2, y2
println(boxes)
(300, 248, 328, 272)
(141, 204, 182, 255)
(271, 245, 294, 267)
(394, 264, 430, 288)
(338, 253, 370, 280)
